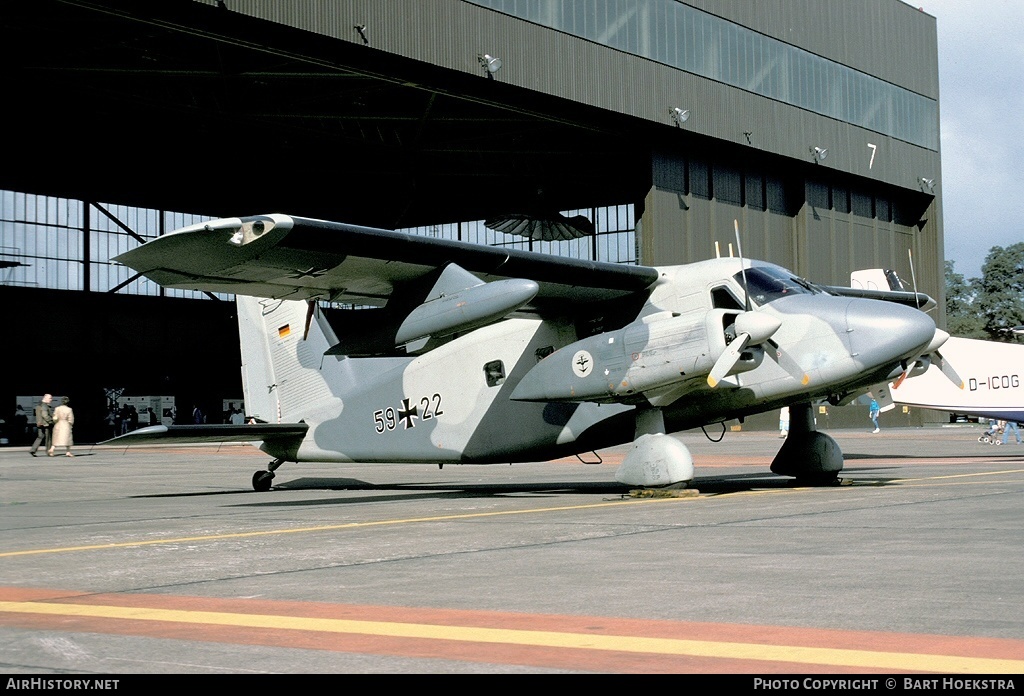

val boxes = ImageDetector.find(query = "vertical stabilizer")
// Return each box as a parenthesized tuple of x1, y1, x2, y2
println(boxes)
(237, 297, 337, 423)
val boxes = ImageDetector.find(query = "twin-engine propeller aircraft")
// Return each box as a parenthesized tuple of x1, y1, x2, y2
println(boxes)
(110, 214, 952, 491)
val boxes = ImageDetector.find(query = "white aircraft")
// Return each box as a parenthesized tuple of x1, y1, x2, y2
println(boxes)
(110, 214, 954, 491)
(851, 268, 1022, 423)
(879, 335, 1024, 422)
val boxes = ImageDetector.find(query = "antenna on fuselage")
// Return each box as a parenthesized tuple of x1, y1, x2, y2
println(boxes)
(735, 219, 751, 311)
(907, 248, 927, 312)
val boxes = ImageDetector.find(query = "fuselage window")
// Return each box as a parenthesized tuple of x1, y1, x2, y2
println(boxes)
(484, 360, 506, 387)
(711, 286, 744, 310)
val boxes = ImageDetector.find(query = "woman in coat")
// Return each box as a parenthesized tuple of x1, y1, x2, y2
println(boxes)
(50, 396, 75, 457)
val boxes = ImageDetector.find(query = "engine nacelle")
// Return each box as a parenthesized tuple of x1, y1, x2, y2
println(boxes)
(510, 309, 763, 403)
(395, 277, 539, 344)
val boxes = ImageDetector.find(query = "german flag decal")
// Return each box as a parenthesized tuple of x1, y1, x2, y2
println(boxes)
(278, 324, 291, 338)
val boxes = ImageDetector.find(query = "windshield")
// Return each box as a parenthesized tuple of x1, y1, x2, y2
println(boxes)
(735, 266, 819, 306)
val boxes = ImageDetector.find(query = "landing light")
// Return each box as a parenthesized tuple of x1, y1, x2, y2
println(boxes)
(227, 219, 274, 247)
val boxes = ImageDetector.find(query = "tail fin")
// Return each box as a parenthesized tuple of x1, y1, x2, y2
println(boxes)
(237, 297, 338, 423)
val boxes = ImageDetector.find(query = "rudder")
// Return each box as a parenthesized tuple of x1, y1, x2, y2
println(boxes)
(237, 297, 338, 423)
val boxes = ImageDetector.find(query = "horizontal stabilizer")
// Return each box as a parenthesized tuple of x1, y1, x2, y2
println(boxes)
(102, 423, 309, 446)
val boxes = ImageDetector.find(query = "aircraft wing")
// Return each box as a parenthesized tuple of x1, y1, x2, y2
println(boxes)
(817, 284, 936, 312)
(113, 214, 659, 310)
(102, 423, 309, 446)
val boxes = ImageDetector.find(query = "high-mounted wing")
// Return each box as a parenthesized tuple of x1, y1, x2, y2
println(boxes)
(114, 214, 659, 310)
(817, 284, 936, 311)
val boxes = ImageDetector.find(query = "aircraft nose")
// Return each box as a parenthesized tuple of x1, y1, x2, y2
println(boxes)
(845, 299, 936, 367)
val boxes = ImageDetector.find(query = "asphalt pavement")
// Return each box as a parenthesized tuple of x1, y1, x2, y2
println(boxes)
(1, 424, 1022, 674)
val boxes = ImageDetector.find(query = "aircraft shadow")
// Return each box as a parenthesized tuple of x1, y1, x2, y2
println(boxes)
(226, 471, 889, 508)
(131, 464, 931, 503)
(843, 451, 1024, 460)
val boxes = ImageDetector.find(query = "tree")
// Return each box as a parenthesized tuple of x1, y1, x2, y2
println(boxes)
(944, 260, 985, 338)
(975, 243, 1024, 343)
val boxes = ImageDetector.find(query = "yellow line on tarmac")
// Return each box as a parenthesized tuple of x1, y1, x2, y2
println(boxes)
(897, 468, 1024, 484)
(7, 468, 1017, 559)
(0, 497, 687, 558)
(0, 600, 1019, 673)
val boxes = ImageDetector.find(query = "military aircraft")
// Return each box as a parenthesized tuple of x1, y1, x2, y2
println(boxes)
(110, 214, 951, 491)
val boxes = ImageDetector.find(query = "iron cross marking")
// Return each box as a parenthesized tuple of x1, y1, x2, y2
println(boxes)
(398, 398, 419, 429)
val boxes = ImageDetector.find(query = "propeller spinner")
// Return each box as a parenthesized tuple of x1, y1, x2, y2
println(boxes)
(707, 221, 805, 387)
(707, 311, 782, 387)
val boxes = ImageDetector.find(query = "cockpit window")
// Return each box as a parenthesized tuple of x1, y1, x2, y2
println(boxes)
(735, 267, 819, 306)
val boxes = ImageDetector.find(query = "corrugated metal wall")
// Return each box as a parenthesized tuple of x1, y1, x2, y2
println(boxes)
(204, 0, 940, 186)
(689, 0, 939, 97)
(198, 0, 943, 310)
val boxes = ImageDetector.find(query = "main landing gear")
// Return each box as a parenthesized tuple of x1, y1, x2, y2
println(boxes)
(252, 458, 285, 492)
(614, 408, 695, 488)
(770, 402, 843, 485)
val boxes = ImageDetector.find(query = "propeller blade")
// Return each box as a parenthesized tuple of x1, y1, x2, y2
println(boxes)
(707, 332, 751, 388)
(766, 341, 810, 385)
(933, 350, 965, 390)
(708, 311, 786, 388)
(891, 328, 957, 391)
(303, 300, 316, 340)
(892, 364, 911, 389)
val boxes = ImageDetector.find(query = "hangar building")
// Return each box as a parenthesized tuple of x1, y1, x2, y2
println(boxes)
(0, 0, 942, 441)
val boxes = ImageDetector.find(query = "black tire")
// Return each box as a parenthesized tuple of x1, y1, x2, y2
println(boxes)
(793, 472, 840, 487)
(252, 470, 274, 492)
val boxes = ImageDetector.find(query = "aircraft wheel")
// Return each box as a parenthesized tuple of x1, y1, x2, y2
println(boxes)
(252, 470, 275, 492)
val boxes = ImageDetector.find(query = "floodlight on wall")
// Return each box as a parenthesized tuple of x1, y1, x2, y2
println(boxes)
(670, 107, 690, 126)
(354, 24, 368, 45)
(919, 176, 936, 192)
(810, 146, 828, 162)
(478, 54, 502, 79)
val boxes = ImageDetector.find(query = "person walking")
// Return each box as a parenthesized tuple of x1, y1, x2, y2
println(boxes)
(29, 394, 54, 456)
(49, 396, 75, 457)
(868, 393, 880, 434)
(778, 406, 790, 438)
(1001, 420, 1022, 445)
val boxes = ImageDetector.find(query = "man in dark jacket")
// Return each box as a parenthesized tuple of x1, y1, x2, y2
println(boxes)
(29, 394, 53, 457)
